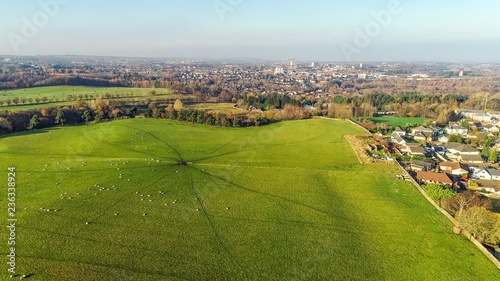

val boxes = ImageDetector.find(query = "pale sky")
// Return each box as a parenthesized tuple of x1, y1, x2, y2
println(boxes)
(1, 0, 499, 61)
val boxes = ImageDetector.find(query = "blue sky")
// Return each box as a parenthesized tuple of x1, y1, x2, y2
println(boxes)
(1, 0, 499, 61)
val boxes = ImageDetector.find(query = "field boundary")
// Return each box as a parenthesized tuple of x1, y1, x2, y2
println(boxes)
(344, 135, 367, 164)
(394, 161, 500, 269)
(346, 119, 371, 134)
(314, 117, 371, 134)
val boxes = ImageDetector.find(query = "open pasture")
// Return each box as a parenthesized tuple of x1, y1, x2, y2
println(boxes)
(364, 116, 427, 127)
(0, 86, 175, 111)
(1, 119, 499, 280)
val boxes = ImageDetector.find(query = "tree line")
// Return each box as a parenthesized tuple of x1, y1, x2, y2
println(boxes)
(0, 98, 320, 135)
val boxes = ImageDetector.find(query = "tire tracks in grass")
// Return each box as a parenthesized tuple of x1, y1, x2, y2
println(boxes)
(191, 166, 361, 226)
(206, 136, 245, 156)
(15, 225, 219, 273)
(21, 255, 193, 281)
(124, 125, 184, 161)
(115, 128, 250, 278)
(186, 166, 250, 279)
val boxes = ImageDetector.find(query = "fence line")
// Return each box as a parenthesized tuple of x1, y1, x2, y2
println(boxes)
(344, 135, 364, 164)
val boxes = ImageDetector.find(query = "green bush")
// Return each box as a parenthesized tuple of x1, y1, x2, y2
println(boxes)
(424, 183, 457, 201)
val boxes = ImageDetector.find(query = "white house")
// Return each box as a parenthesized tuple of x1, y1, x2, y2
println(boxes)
(445, 143, 480, 157)
(391, 133, 406, 146)
(471, 166, 492, 180)
(487, 167, 500, 181)
(393, 127, 407, 137)
(446, 123, 468, 136)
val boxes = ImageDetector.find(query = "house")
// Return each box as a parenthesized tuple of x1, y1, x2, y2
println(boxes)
(484, 124, 500, 133)
(473, 114, 492, 122)
(458, 154, 484, 164)
(460, 109, 484, 119)
(489, 111, 500, 120)
(414, 131, 433, 142)
(460, 110, 492, 122)
(438, 136, 449, 143)
(411, 126, 434, 136)
(411, 160, 435, 171)
(468, 122, 484, 131)
(487, 167, 500, 181)
(446, 122, 468, 136)
(408, 145, 426, 156)
(439, 162, 469, 176)
(471, 166, 492, 180)
(391, 133, 406, 146)
(445, 143, 480, 157)
(415, 171, 454, 186)
(393, 127, 406, 137)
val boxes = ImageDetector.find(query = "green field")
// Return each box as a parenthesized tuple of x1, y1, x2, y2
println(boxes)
(364, 116, 427, 127)
(1, 119, 499, 280)
(0, 86, 176, 111)
(185, 102, 244, 113)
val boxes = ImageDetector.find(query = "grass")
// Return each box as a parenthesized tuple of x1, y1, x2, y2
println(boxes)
(1, 119, 499, 280)
(0, 86, 176, 111)
(363, 116, 427, 127)
(185, 102, 245, 113)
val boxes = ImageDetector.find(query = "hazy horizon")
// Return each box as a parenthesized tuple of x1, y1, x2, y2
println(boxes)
(1, 0, 499, 62)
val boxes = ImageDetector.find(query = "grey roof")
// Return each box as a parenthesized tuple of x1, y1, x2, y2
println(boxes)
(461, 110, 484, 114)
(391, 133, 405, 143)
(412, 160, 435, 168)
(460, 154, 484, 162)
(409, 146, 426, 155)
(487, 167, 500, 177)
(412, 126, 433, 133)
(445, 143, 479, 154)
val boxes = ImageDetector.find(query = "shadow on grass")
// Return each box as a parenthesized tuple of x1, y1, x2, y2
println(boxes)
(0, 128, 53, 140)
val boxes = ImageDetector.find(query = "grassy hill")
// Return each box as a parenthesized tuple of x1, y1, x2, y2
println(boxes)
(1, 119, 499, 280)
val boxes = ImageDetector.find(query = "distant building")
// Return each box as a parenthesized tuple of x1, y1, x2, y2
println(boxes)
(274, 67, 284, 74)
(288, 58, 296, 67)
(393, 127, 407, 137)
(446, 122, 468, 136)
(391, 133, 406, 146)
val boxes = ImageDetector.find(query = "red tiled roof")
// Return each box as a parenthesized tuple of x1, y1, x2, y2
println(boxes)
(416, 171, 453, 185)
(439, 162, 468, 171)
